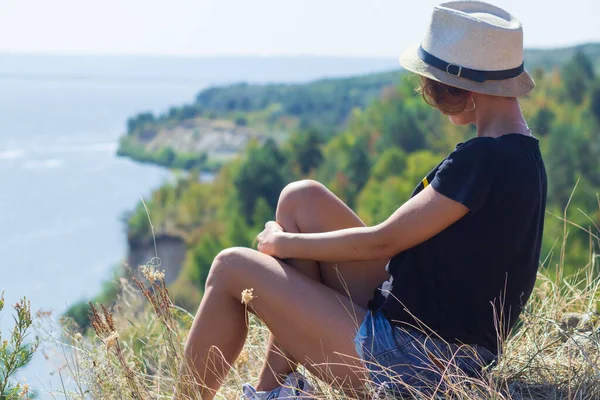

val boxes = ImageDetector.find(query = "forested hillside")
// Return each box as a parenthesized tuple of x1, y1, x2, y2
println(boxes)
(117, 43, 600, 172)
(121, 47, 600, 311)
(117, 70, 401, 170)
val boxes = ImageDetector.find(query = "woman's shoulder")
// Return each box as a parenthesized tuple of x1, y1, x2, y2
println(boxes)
(458, 133, 538, 147)
(455, 134, 540, 159)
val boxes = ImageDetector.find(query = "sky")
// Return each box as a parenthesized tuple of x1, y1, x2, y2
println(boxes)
(0, 0, 599, 57)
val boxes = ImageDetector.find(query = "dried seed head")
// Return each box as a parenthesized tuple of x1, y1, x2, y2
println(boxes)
(36, 309, 53, 318)
(19, 381, 30, 396)
(140, 264, 166, 283)
(101, 304, 116, 332)
(104, 331, 119, 350)
(241, 288, 255, 305)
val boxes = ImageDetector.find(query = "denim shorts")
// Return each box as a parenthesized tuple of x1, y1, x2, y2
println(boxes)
(354, 310, 496, 397)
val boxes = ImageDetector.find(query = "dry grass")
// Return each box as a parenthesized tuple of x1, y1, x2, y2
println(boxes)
(34, 210, 599, 399)
(38, 251, 598, 399)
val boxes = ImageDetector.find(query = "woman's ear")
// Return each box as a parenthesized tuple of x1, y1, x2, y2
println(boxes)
(465, 94, 476, 112)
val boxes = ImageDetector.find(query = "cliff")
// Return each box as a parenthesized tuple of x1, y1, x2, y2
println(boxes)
(118, 117, 266, 171)
(126, 234, 187, 286)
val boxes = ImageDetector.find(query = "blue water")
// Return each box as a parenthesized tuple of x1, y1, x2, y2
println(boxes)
(0, 54, 398, 396)
(0, 72, 198, 395)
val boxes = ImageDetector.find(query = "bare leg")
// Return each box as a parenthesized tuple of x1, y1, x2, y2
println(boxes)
(256, 180, 389, 391)
(183, 247, 368, 400)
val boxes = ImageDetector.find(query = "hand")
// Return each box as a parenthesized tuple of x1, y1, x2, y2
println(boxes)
(257, 221, 285, 258)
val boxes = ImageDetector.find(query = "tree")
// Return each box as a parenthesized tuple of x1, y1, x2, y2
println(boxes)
(345, 136, 371, 206)
(186, 233, 224, 288)
(226, 211, 252, 248)
(179, 105, 201, 119)
(235, 116, 248, 126)
(530, 107, 555, 136)
(371, 148, 407, 181)
(287, 129, 325, 175)
(562, 51, 595, 104)
(572, 50, 596, 81)
(380, 104, 426, 153)
(578, 128, 600, 188)
(178, 152, 208, 170)
(252, 197, 274, 230)
(590, 83, 600, 124)
(233, 139, 289, 223)
(546, 124, 580, 208)
(127, 112, 155, 134)
(157, 147, 176, 166)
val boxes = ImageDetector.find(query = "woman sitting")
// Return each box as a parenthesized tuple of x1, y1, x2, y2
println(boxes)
(182, 1, 547, 398)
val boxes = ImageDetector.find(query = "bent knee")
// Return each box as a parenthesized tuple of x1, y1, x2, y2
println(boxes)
(205, 247, 256, 289)
(278, 179, 329, 212)
(207, 247, 250, 279)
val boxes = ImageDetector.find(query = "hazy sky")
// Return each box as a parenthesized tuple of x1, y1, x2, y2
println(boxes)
(1, 0, 599, 57)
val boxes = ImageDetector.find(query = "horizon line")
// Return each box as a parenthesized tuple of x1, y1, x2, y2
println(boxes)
(0, 41, 598, 60)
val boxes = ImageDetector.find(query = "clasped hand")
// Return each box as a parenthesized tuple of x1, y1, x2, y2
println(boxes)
(256, 221, 285, 258)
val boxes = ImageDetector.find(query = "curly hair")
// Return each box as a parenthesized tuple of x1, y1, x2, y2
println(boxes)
(418, 76, 472, 115)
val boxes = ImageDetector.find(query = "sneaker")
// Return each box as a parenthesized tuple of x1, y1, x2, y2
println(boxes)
(241, 371, 316, 399)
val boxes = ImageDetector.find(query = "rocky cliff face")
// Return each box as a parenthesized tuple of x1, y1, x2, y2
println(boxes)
(135, 117, 264, 163)
(127, 234, 187, 285)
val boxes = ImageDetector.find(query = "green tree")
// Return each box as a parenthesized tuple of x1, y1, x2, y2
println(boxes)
(546, 124, 580, 207)
(371, 148, 407, 181)
(562, 51, 595, 104)
(531, 106, 555, 136)
(233, 139, 289, 223)
(380, 103, 426, 153)
(179, 152, 208, 170)
(226, 210, 252, 248)
(345, 136, 371, 206)
(127, 112, 155, 134)
(186, 233, 224, 288)
(287, 129, 325, 175)
(357, 176, 414, 225)
(578, 129, 600, 188)
(235, 116, 248, 126)
(590, 83, 600, 124)
(157, 147, 176, 166)
(252, 197, 274, 230)
(179, 104, 202, 119)
(572, 50, 596, 81)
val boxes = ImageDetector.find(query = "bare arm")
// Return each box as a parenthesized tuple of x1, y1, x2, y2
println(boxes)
(257, 185, 469, 262)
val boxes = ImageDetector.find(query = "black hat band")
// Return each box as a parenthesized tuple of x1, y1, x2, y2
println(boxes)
(417, 45, 525, 83)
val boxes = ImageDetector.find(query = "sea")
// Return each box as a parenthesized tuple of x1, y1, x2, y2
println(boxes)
(0, 53, 397, 397)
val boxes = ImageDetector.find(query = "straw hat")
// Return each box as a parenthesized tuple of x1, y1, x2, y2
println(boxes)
(399, 1, 535, 97)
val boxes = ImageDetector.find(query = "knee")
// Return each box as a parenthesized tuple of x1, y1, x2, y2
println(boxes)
(205, 247, 252, 289)
(277, 179, 328, 215)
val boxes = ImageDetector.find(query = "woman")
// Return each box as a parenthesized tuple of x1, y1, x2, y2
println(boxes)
(182, 1, 547, 398)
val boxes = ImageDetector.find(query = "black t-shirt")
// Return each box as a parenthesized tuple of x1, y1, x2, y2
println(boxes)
(369, 134, 547, 355)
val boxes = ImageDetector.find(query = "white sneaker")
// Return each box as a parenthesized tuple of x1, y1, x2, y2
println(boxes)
(241, 371, 316, 399)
